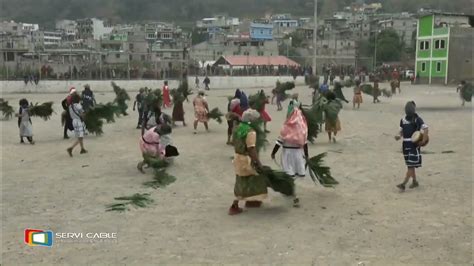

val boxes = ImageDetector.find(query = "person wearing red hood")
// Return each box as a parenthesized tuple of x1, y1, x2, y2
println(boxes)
(271, 106, 309, 207)
(61, 87, 77, 139)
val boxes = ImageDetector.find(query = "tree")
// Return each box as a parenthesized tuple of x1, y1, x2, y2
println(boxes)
(375, 29, 403, 63)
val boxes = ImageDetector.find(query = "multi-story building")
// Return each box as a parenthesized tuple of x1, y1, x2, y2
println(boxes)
(378, 14, 417, 47)
(271, 14, 299, 38)
(32, 31, 63, 48)
(415, 12, 474, 84)
(190, 33, 278, 62)
(56, 20, 78, 41)
(76, 18, 113, 40)
(250, 22, 273, 41)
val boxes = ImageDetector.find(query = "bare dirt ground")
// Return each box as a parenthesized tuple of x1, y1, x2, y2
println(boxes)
(1, 81, 472, 265)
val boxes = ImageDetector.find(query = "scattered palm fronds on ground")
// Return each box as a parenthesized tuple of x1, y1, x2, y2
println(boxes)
(257, 165, 295, 196)
(84, 103, 120, 135)
(306, 152, 338, 187)
(29, 102, 54, 120)
(106, 193, 154, 212)
(207, 107, 224, 124)
(141, 154, 176, 189)
(0, 98, 14, 119)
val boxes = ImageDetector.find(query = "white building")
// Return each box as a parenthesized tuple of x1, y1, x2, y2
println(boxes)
(56, 20, 78, 41)
(77, 18, 113, 40)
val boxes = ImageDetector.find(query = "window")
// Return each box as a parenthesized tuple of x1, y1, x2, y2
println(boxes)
(115, 53, 120, 59)
(419, 41, 430, 50)
(258, 51, 264, 56)
(141, 55, 145, 61)
(435, 39, 446, 49)
(436, 62, 442, 72)
(421, 62, 426, 72)
(244, 51, 250, 56)
(129, 43, 134, 50)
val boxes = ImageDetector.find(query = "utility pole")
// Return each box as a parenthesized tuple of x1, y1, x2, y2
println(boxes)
(373, 31, 378, 71)
(312, 0, 318, 75)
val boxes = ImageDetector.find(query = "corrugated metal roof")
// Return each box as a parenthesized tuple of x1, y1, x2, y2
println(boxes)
(216, 55, 300, 67)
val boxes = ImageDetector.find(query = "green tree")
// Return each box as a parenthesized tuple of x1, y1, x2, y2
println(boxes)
(375, 29, 403, 63)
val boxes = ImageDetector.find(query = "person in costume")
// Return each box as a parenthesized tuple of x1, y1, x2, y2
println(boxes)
(287, 93, 300, 118)
(456, 80, 471, 106)
(333, 81, 349, 103)
(353, 80, 363, 109)
(61, 87, 76, 139)
(324, 91, 342, 143)
(141, 104, 172, 135)
(67, 93, 87, 157)
(17, 99, 34, 144)
(138, 124, 179, 172)
(239, 90, 249, 112)
(162, 81, 171, 109)
(226, 89, 243, 145)
(259, 91, 271, 133)
(171, 87, 187, 127)
(203, 76, 211, 90)
(373, 78, 381, 103)
(193, 90, 209, 133)
(81, 84, 96, 111)
(271, 105, 308, 207)
(395, 101, 429, 191)
(133, 88, 146, 129)
(229, 109, 267, 215)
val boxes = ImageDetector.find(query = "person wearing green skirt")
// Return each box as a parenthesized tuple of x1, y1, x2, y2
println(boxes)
(229, 109, 267, 215)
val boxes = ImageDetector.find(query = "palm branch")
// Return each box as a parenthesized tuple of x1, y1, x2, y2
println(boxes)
(301, 107, 319, 143)
(83, 102, 119, 135)
(462, 83, 473, 102)
(275, 81, 295, 94)
(257, 165, 295, 196)
(248, 91, 266, 111)
(143, 169, 176, 189)
(0, 98, 14, 120)
(207, 107, 224, 124)
(306, 153, 338, 187)
(106, 193, 154, 212)
(177, 81, 193, 101)
(333, 83, 349, 103)
(29, 102, 54, 120)
(361, 84, 374, 96)
(144, 89, 163, 109)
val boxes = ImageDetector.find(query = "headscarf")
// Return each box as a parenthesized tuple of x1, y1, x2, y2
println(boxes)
(234, 89, 242, 99)
(240, 91, 249, 111)
(405, 101, 416, 120)
(235, 109, 260, 140)
(280, 107, 308, 147)
(287, 99, 300, 118)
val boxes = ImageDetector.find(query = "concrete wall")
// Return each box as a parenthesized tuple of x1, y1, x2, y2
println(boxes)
(0, 76, 305, 94)
(448, 28, 474, 83)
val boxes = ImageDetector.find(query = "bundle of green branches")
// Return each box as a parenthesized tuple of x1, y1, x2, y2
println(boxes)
(111, 82, 130, 114)
(106, 193, 154, 212)
(177, 81, 193, 101)
(144, 89, 163, 110)
(29, 102, 54, 120)
(207, 107, 224, 124)
(361, 84, 374, 96)
(325, 99, 343, 126)
(303, 95, 342, 143)
(233, 121, 268, 154)
(257, 165, 295, 196)
(462, 83, 473, 102)
(306, 152, 338, 187)
(333, 82, 349, 103)
(141, 154, 176, 189)
(248, 91, 267, 111)
(84, 102, 119, 135)
(0, 98, 14, 120)
(344, 79, 354, 88)
(275, 81, 295, 102)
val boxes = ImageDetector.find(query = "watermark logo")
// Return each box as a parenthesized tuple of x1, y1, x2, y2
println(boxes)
(24, 229, 53, 247)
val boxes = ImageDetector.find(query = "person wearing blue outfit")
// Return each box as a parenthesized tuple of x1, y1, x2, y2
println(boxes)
(319, 81, 329, 95)
(395, 101, 429, 191)
(239, 90, 249, 112)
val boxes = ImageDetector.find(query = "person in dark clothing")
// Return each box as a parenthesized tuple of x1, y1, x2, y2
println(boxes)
(62, 88, 76, 139)
(133, 88, 146, 129)
(395, 101, 429, 191)
(203, 76, 211, 90)
(81, 84, 96, 111)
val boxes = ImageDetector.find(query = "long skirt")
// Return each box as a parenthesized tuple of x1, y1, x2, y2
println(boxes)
(194, 109, 208, 122)
(325, 117, 341, 133)
(353, 94, 363, 104)
(172, 102, 185, 122)
(260, 109, 272, 122)
(19, 121, 33, 137)
(403, 142, 422, 168)
(234, 175, 268, 201)
(281, 147, 306, 177)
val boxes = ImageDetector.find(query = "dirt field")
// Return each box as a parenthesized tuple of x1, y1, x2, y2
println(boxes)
(1, 81, 472, 264)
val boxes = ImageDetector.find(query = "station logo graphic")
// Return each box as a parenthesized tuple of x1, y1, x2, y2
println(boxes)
(24, 229, 53, 247)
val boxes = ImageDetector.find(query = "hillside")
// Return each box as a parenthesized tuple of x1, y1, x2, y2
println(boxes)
(0, 0, 470, 27)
